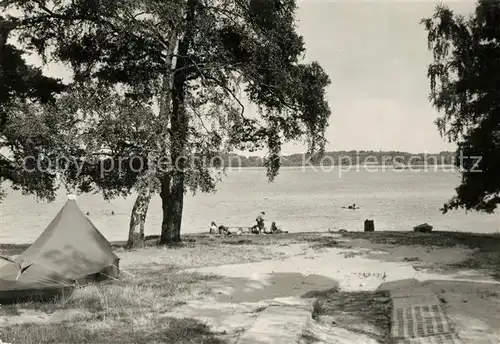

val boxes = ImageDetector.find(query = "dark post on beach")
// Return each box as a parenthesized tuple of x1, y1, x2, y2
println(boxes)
(364, 219, 375, 232)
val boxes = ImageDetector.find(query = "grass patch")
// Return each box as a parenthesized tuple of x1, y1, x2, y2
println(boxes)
(0, 317, 227, 344)
(0, 305, 21, 316)
(115, 237, 293, 269)
(17, 268, 219, 314)
(478, 290, 500, 299)
(300, 332, 320, 344)
(403, 257, 422, 262)
(221, 239, 255, 245)
(309, 239, 339, 250)
(189, 232, 333, 247)
(341, 251, 365, 258)
(3, 266, 223, 343)
(311, 289, 392, 343)
(302, 287, 340, 299)
(207, 232, 342, 250)
(451, 250, 500, 279)
(340, 231, 500, 249)
(253, 306, 268, 313)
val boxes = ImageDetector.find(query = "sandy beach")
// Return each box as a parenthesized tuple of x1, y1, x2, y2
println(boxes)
(1, 231, 499, 343)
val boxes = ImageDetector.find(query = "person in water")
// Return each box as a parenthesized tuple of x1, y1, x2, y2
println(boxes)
(111, 211, 115, 215)
(347, 203, 359, 210)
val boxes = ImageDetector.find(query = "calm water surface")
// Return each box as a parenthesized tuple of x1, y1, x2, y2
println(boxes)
(1, 167, 499, 244)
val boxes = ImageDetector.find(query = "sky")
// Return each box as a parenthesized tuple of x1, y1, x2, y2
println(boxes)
(14, 0, 478, 155)
(288, 0, 477, 154)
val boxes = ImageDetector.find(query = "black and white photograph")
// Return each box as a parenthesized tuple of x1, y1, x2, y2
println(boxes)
(0, 0, 499, 343)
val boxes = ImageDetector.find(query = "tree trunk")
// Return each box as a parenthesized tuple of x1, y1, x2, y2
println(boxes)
(156, 29, 179, 244)
(159, 0, 197, 244)
(126, 188, 152, 249)
(159, 174, 174, 244)
(166, 70, 188, 243)
(169, 176, 184, 242)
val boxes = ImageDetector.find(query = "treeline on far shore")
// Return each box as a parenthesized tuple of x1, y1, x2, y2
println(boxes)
(218, 151, 457, 167)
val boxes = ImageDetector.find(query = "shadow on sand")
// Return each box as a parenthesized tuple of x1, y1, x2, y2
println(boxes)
(208, 272, 339, 303)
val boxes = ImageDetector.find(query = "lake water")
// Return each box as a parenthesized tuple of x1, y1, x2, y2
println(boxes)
(1, 167, 499, 244)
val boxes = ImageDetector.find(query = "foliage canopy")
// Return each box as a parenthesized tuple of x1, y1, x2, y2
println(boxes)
(423, 0, 500, 213)
(0, 15, 66, 200)
(2, 0, 331, 201)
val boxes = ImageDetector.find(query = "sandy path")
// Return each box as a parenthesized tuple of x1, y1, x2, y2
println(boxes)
(167, 244, 500, 343)
(186, 246, 424, 294)
(181, 238, 500, 297)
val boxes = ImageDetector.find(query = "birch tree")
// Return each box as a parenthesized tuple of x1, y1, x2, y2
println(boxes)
(3, 0, 332, 244)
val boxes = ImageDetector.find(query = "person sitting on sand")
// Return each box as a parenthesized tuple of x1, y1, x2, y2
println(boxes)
(250, 225, 260, 234)
(270, 222, 279, 233)
(209, 221, 218, 234)
(218, 225, 231, 236)
(256, 211, 266, 233)
(270, 222, 288, 234)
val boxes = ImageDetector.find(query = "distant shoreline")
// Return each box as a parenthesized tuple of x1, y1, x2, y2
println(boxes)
(223, 164, 458, 169)
(220, 151, 457, 168)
